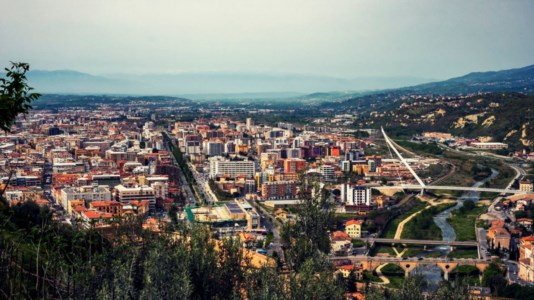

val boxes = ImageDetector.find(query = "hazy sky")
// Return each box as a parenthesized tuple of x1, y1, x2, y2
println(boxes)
(1, 0, 533, 79)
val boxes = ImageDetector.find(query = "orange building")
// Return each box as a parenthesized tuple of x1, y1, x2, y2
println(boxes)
(283, 158, 306, 174)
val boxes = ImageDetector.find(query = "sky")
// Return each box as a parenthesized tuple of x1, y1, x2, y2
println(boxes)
(1, 0, 534, 80)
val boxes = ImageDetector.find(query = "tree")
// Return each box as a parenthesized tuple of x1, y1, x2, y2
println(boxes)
(462, 200, 475, 212)
(281, 175, 333, 271)
(482, 263, 507, 295)
(347, 270, 357, 293)
(0, 62, 40, 132)
(0, 62, 40, 207)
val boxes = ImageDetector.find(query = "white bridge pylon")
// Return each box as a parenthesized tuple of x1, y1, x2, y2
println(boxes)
(379, 127, 533, 196)
(381, 127, 426, 188)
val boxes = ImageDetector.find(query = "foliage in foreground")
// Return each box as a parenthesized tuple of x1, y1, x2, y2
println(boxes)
(0, 200, 344, 299)
(0, 62, 40, 133)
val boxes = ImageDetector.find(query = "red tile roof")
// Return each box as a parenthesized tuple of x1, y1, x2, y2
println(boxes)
(346, 219, 364, 226)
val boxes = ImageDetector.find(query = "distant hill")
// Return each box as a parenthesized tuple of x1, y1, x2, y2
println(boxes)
(22, 69, 431, 95)
(27, 70, 136, 94)
(401, 64, 534, 95)
(367, 93, 534, 149)
(33, 94, 194, 109)
(329, 64, 534, 111)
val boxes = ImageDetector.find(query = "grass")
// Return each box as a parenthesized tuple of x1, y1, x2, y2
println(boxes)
(382, 200, 428, 238)
(386, 276, 406, 289)
(401, 247, 425, 257)
(449, 265, 481, 285)
(363, 270, 382, 282)
(448, 204, 488, 241)
(379, 263, 405, 289)
(425, 252, 443, 258)
(447, 248, 479, 259)
(352, 239, 366, 248)
(401, 202, 457, 240)
(371, 245, 397, 257)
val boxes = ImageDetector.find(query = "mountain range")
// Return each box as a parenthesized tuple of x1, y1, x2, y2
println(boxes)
(25, 70, 433, 95)
(22, 64, 534, 100)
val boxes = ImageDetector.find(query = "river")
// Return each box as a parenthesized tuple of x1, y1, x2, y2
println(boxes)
(416, 168, 499, 290)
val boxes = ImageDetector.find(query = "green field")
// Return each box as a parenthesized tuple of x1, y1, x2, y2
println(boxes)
(401, 202, 457, 240)
(447, 248, 479, 259)
(401, 247, 425, 258)
(448, 204, 488, 241)
(382, 200, 428, 238)
(379, 264, 406, 288)
(370, 245, 397, 257)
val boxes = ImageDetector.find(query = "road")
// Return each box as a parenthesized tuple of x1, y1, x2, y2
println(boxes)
(162, 132, 197, 206)
(375, 263, 390, 285)
(476, 228, 489, 260)
(188, 164, 218, 204)
(251, 201, 284, 261)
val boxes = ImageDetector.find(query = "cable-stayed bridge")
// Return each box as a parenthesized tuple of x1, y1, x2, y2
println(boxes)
(380, 127, 533, 195)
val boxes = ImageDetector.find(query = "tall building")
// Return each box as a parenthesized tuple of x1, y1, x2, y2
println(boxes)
(261, 181, 297, 200)
(246, 117, 254, 129)
(284, 158, 306, 174)
(209, 156, 255, 179)
(205, 141, 225, 156)
(320, 165, 335, 181)
(340, 184, 371, 206)
(287, 148, 302, 159)
(345, 149, 364, 161)
(340, 160, 351, 172)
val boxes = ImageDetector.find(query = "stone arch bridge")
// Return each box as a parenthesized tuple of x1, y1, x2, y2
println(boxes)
(332, 255, 490, 280)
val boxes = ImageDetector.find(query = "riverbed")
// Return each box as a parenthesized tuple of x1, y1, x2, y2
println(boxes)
(416, 168, 499, 289)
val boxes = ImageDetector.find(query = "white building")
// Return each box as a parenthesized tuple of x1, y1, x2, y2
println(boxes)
(114, 184, 156, 208)
(209, 156, 255, 179)
(340, 184, 372, 206)
(60, 185, 112, 209)
(320, 165, 335, 181)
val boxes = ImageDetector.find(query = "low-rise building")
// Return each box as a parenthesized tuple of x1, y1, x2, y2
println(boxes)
(60, 184, 112, 209)
(114, 184, 155, 207)
(518, 236, 534, 283)
(345, 219, 364, 238)
(185, 200, 260, 231)
(519, 179, 533, 192)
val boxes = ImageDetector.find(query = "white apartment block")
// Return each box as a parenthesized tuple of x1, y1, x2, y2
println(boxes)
(209, 156, 255, 179)
(60, 185, 112, 209)
(114, 184, 156, 208)
(340, 184, 372, 206)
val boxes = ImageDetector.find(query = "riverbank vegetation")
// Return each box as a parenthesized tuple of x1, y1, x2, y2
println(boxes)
(402, 202, 457, 240)
(448, 200, 487, 241)
(382, 200, 428, 238)
(379, 263, 405, 288)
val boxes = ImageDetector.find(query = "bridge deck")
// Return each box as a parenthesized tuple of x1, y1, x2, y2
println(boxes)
(373, 185, 532, 195)
(367, 238, 478, 246)
(331, 255, 488, 264)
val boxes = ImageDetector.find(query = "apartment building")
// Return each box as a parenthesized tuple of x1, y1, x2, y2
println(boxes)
(114, 184, 156, 209)
(261, 180, 297, 200)
(209, 156, 255, 179)
(59, 184, 112, 209)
